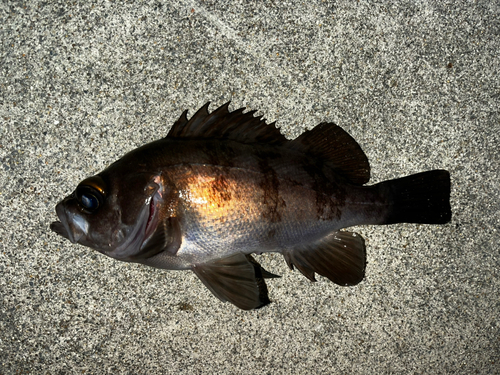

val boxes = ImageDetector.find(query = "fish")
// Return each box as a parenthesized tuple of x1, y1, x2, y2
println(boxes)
(51, 102, 451, 310)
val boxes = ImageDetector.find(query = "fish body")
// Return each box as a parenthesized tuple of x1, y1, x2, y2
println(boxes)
(51, 103, 451, 309)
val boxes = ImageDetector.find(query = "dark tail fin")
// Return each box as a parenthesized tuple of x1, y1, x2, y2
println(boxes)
(378, 170, 451, 224)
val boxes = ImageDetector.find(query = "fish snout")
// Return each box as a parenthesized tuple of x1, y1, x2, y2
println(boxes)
(51, 200, 89, 244)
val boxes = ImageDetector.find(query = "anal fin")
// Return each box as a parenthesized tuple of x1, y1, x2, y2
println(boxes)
(283, 231, 366, 286)
(192, 253, 279, 310)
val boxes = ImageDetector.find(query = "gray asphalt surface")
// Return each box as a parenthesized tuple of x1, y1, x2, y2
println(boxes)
(1, 1, 499, 374)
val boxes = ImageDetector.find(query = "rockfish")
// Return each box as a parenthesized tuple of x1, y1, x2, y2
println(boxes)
(51, 103, 451, 310)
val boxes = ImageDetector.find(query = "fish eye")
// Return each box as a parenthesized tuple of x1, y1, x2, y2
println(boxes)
(75, 175, 106, 213)
(79, 189, 101, 211)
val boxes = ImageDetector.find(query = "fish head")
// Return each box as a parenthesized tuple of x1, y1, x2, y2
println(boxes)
(50, 171, 164, 261)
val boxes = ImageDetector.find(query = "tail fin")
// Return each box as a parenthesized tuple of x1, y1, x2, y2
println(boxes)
(378, 170, 451, 224)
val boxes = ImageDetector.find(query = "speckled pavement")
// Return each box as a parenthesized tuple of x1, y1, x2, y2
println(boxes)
(1, 1, 499, 373)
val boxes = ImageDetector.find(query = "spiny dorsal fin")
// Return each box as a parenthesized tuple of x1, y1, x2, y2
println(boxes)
(167, 102, 285, 145)
(169, 109, 189, 132)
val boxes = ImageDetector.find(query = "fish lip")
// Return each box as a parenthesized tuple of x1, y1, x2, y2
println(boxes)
(51, 201, 85, 244)
(50, 220, 70, 241)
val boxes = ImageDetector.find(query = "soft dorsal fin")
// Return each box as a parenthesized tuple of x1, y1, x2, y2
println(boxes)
(289, 122, 370, 184)
(167, 102, 285, 145)
(168, 102, 370, 184)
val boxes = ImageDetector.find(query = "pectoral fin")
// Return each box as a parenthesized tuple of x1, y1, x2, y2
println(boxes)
(283, 231, 366, 286)
(192, 253, 279, 310)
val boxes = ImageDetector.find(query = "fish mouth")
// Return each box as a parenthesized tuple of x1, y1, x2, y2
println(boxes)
(50, 200, 88, 244)
(50, 220, 69, 240)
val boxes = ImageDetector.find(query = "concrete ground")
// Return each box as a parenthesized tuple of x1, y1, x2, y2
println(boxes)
(1, 0, 499, 373)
